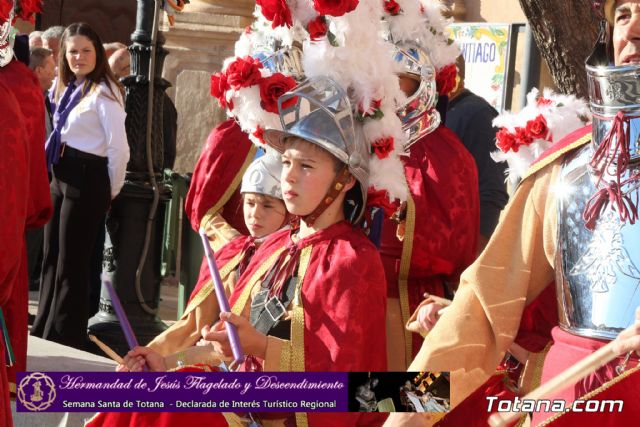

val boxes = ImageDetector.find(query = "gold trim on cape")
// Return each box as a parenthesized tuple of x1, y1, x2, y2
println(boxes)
(287, 246, 312, 427)
(521, 133, 591, 182)
(182, 251, 243, 317)
(398, 195, 417, 367)
(230, 247, 285, 316)
(198, 144, 257, 232)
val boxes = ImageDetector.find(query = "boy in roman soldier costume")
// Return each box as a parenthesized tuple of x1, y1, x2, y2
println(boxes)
(147, 153, 289, 356)
(0, 0, 52, 408)
(120, 77, 388, 427)
(388, 1, 640, 426)
(380, 0, 480, 370)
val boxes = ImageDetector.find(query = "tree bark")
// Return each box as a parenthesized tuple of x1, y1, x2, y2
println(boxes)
(519, 0, 599, 98)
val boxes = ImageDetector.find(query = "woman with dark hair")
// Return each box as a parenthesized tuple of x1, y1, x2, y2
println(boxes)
(32, 22, 130, 350)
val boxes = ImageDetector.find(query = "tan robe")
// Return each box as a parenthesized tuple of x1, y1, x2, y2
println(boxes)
(408, 158, 562, 406)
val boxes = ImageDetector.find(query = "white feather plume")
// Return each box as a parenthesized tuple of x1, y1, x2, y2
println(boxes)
(491, 87, 591, 186)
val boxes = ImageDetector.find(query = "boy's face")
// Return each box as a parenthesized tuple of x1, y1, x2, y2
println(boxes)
(243, 193, 287, 238)
(281, 139, 342, 217)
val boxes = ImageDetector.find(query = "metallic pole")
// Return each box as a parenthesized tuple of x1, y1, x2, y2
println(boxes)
(88, 0, 171, 356)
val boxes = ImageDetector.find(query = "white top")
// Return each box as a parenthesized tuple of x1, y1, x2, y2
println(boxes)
(60, 81, 130, 198)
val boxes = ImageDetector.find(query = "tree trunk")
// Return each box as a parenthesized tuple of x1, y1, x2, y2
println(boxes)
(519, 0, 599, 98)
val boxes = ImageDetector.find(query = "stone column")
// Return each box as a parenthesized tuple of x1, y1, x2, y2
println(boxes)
(160, 0, 254, 173)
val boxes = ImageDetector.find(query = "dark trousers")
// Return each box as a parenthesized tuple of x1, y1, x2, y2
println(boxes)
(31, 154, 111, 349)
(25, 227, 44, 291)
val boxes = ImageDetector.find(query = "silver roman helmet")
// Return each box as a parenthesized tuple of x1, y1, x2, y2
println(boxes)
(263, 76, 369, 224)
(240, 152, 284, 200)
(392, 41, 441, 150)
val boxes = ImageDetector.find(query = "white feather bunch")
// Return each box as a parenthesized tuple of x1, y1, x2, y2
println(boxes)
(288, 0, 318, 25)
(491, 87, 591, 186)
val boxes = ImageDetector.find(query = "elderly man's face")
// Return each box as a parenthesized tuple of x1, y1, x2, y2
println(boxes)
(108, 48, 131, 79)
(43, 38, 60, 62)
(613, 0, 640, 65)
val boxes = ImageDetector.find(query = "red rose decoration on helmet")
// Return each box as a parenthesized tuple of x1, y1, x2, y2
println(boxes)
(525, 114, 550, 140)
(225, 56, 263, 90)
(515, 127, 533, 147)
(259, 73, 298, 114)
(313, 0, 359, 17)
(436, 63, 457, 96)
(16, 0, 43, 23)
(384, 0, 401, 15)
(256, 0, 293, 29)
(496, 128, 519, 153)
(210, 72, 230, 108)
(307, 16, 328, 41)
(371, 137, 395, 159)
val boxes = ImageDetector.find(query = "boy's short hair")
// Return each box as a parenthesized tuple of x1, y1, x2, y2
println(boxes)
(283, 136, 363, 222)
(283, 137, 343, 173)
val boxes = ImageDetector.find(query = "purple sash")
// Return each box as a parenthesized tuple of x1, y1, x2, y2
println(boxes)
(45, 79, 88, 170)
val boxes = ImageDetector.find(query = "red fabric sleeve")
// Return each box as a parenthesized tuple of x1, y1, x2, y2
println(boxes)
(184, 119, 255, 235)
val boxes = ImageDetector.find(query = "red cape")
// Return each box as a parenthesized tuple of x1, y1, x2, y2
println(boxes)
(229, 221, 388, 426)
(380, 125, 480, 361)
(184, 119, 256, 235)
(0, 60, 52, 395)
(0, 70, 31, 427)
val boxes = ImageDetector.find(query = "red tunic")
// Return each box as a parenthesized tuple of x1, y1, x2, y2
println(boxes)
(229, 221, 388, 426)
(0, 72, 31, 427)
(184, 119, 256, 235)
(0, 60, 52, 394)
(380, 125, 479, 364)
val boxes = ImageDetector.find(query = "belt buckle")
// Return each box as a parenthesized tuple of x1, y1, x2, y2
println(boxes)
(60, 142, 67, 158)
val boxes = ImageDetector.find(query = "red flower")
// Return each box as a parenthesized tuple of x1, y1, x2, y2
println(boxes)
(259, 73, 298, 114)
(210, 72, 230, 108)
(257, 0, 293, 29)
(312, 0, 359, 17)
(515, 127, 533, 147)
(307, 16, 328, 41)
(253, 126, 267, 145)
(367, 187, 398, 218)
(384, 0, 401, 15)
(495, 128, 519, 153)
(16, 0, 42, 23)
(436, 63, 458, 96)
(225, 56, 263, 90)
(536, 97, 553, 107)
(525, 114, 550, 140)
(371, 137, 394, 159)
